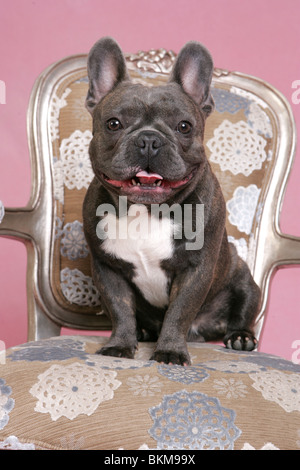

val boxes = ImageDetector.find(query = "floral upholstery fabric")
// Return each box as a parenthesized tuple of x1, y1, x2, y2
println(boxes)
(50, 63, 276, 317)
(2, 55, 297, 451)
(0, 336, 299, 450)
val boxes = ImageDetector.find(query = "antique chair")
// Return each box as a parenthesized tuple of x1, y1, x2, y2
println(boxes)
(0, 47, 300, 450)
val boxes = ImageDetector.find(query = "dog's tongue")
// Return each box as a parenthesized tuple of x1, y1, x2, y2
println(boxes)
(136, 170, 163, 184)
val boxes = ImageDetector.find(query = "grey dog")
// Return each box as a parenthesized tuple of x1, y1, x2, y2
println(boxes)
(83, 37, 260, 365)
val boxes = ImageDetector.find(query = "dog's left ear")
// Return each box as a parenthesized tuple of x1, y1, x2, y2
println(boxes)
(170, 41, 214, 117)
(85, 37, 130, 114)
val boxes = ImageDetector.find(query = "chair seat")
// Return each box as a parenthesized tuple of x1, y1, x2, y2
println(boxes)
(0, 336, 299, 450)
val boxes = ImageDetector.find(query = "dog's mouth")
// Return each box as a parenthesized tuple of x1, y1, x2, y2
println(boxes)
(102, 169, 196, 191)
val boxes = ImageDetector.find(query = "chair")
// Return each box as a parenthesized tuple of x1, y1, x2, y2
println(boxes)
(0, 47, 299, 450)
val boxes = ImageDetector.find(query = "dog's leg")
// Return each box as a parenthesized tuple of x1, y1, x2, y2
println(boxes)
(223, 272, 260, 351)
(92, 259, 138, 358)
(188, 259, 260, 351)
(223, 289, 258, 351)
(150, 264, 213, 366)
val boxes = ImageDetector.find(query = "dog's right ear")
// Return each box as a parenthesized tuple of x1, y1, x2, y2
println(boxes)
(85, 37, 130, 114)
(169, 41, 215, 117)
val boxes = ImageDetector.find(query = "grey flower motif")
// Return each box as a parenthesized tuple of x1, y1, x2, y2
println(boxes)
(0, 379, 15, 430)
(203, 360, 265, 374)
(60, 268, 101, 307)
(75, 77, 89, 83)
(127, 374, 162, 396)
(245, 102, 273, 138)
(228, 236, 248, 262)
(213, 377, 248, 399)
(249, 370, 300, 413)
(30, 362, 120, 421)
(60, 220, 89, 260)
(211, 88, 250, 114)
(86, 354, 153, 370)
(55, 216, 63, 239)
(207, 120, 267, 177)
(8, 338, 89, 362)
(149, 390, 241, 450)
(219, 347, 300, 373)
(50, 88, 71, 142)
(157, 364, 209, 384)
(72, 97, 91, 123)
(226, 185, 261, 235)
(58, 129, 93, 191)
(243, 353, 300, 373)
(0, 436, 35, 450)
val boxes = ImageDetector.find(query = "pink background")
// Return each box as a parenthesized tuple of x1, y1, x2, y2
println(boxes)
(0, 0, 299, 361)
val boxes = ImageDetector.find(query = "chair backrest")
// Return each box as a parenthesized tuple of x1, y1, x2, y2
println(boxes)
(2, 47, 297, 341)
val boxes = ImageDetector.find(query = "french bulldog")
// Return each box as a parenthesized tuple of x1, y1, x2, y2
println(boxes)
(83, 37, 261, 365)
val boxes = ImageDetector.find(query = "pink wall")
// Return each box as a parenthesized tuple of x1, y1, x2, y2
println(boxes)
(0, 0, 299, 362)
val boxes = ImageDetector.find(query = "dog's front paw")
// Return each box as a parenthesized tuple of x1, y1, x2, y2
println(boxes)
(224, 331, 258, 351)
(97, 345, 135, 359)
(151, 349, 191, 366)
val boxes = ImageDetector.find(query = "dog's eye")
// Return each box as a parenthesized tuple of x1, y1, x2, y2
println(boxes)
(177, 121, 192, 135)
(107, 118, 122, 131)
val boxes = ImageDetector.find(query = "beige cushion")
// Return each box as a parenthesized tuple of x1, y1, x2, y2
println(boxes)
(0, 336, 299, 450)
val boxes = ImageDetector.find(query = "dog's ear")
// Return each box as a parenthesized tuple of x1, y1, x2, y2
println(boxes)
(170, 41, 214, 117)
(85, 37, 130, 114)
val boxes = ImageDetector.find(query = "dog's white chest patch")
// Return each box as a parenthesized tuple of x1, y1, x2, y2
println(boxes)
(101, 205, 175, 308)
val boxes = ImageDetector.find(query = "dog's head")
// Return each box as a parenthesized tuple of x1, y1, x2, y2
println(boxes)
(86, 37, 214, 204)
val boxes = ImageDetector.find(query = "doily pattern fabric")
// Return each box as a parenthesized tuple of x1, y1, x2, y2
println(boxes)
(0, 338, 299, 449)
(47, 70, 275, 322)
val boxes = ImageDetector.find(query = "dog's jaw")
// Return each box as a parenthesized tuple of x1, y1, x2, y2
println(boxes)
(101, 167, 199, 204)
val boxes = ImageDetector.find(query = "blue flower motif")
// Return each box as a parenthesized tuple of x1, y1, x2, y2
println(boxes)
(86, 355, 153, 370)
(202, 359, 265, 374)
(0, 378, 15, 430)
(149, 390, 241, 450)
(243, 353, 300, 373)
(157, 364, 209, 384)
(60, 220, 89, 260)
(212, 88, 250, 114)
(8, 338, 89, 362)
(219, 348, 300, 373)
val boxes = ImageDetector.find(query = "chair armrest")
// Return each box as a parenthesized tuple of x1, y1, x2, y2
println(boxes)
(253, 227, 300, 339)
(275, 231, 300, 267)
(0, 200, 4, 224)
(0, 202, 62, 340)
(0, 204, 34, 242)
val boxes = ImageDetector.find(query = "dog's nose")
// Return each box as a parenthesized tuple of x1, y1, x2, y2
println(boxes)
(135, 131, 163, 157)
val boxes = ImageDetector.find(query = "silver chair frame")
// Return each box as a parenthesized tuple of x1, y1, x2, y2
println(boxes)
(1, 50, 299, 341)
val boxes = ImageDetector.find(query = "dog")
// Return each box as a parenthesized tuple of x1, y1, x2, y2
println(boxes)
(83, 37, 261, 365)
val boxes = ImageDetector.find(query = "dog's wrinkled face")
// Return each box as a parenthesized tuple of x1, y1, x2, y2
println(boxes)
(86, 37, 215, 204)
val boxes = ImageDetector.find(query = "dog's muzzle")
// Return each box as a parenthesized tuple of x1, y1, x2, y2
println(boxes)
(134, 130, 164, 158)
